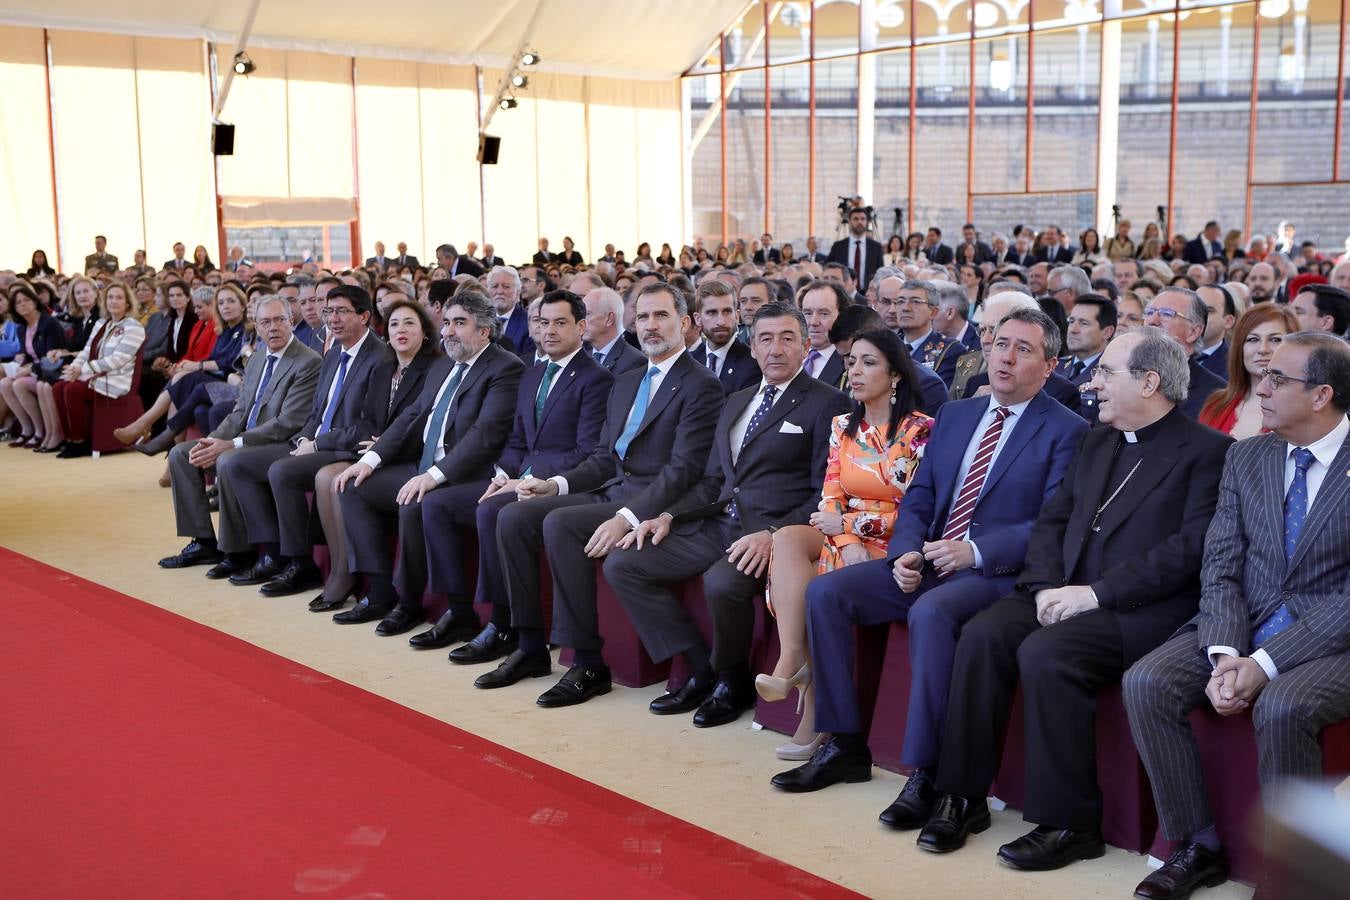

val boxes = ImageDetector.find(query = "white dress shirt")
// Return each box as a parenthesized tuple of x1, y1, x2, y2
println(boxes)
(729, 373, 799, 465)
(539, 347, 581, 401)
(948, 394, 1035, 569)
(550, 348, 685, 527)
(1209, 414, 1350, 679)
(702, 338, 732, 376)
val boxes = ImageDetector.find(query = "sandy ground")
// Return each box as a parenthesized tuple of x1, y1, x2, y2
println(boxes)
(1, 448, 1263, 899)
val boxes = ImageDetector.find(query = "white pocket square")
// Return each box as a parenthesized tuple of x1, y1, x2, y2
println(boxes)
(778, 421, 804, 434)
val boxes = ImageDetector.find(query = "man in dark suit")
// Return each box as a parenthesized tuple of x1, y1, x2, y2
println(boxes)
(828, 208, 884, 291)
(688, 280, 761, 394)
(1033, 226, 1074, 264)
(436, 243, 483, 278)
(365, 241, 392, 270)
(158, 297, 322, 571)
(581, 286, 645, 375)
(772, 309, 1087, 805)
(410, 291, 613, 659)
(892, 279, 962, 387)
(163, 242, 190, 272)
(84, 235, 118, 274)
(394, 242, 420, 271)
(752, 233, 781, 266)
(533, 238, 555, 267)
(803, 236, 828, 264)
(1183, 221, 1224, 265)
(796, 280, 847, 385)
(237, 286, 396, 595)
(601, 304, 851, 726)
(1056, 293, 1116, 424)
(486, 265, 536, 359)
(1144, 287, 1225, 418)
(933, 283, 980, 353)
(479, 243, 501, 269)
(1193, 285, 1233, 382)
(959, 224, 994, 265)
(915, 328, 1231, 870)
(477, 284, 723, 694)
(329, 292, 524, 630)
(922, 228, 955, 266)
(1124, 333, 1350, 900)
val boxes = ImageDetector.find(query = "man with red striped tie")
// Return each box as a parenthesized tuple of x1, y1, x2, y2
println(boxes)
(771, 308, 1086, 810)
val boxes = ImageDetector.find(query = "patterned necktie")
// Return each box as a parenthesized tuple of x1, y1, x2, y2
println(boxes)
(615, 366, 659, 459)
(245, 355, 278, 430)
(727, 384, 781, 519)
(317, 351, 351, 436)
(1253, 448, 1315, 647)
(535, 361, 560, 424)
(940, 406, 1011, 544)
(419, 363, 465, 473)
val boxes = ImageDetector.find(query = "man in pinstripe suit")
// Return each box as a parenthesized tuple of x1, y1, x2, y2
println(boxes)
(1124, 332, 1350, 900)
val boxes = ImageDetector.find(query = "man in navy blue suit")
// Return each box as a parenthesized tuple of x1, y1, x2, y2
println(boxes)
(1194, 284, 1235, 382)
(410, 290, 613, 657)
(487, 265, 536, 360)
(771, 308, 1087, 812)
(687, 280, 761, 394)
(1182, 221, 1224, 265)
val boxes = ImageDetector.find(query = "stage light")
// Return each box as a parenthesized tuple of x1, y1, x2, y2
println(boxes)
(500, 96, 518, 111)
(520, 49, 540, 66)
(233, 52, 255, 76)
(510, 73, 529, 89)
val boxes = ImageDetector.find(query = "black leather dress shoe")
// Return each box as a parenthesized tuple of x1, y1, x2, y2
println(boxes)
(332, 598, 393, 624)
(448, 623, 517, 663)
(770, 739, 873, 792)
(1133, 843, 1229, 900)
(228, 555, 284, 586)
(916, 794, 991, 853)
(879, 767, 937, 829)
(205, 552, 255, 580)
(473, 649, 552, 689)
(56, 441, 91, 458)
(375, 607, 423, 636)
(535, 664, 612, 707)
(407, 610, 482, 649)
(648, 673, 716, 715)
(997, 825, 1105, 870)
(308, 593, 351, 612)
(158, 541, 223, 569)
(259, 561, 323, 597)
(691, 676, 755, 728)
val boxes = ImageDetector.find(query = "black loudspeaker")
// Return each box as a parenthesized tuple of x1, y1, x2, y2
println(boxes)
(477, 134, 500, 165)
(212, 123, 236, 156)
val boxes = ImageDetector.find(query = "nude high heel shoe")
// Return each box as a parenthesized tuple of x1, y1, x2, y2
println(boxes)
(755, 662, 812, 714)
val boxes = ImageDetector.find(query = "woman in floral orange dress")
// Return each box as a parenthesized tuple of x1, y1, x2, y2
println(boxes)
(759, 329, 933, 759)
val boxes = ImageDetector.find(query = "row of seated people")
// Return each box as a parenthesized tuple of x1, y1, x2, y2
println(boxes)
(143, 277, 1349, 900)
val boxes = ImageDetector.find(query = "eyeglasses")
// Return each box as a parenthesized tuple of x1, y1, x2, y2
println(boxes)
(1259, 367, 1316, 389)
(1089, 365, 1149, 380)
(1143, 305, 1196, 324)
(325, 307, 358, 318)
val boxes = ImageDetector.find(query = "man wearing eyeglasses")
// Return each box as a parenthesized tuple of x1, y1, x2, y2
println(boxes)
(1124, 332, 1350, 900)
(912, 326, 1231, 871)
(1143, 287, 1225, 420)
(891, 279, 960, 388)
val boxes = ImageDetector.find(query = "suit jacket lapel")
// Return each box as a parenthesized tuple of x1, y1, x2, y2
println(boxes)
(738, 374, 808, 458)
(633, 354, 687, 439)
(449, 346, 496, 415)
(1259, 437, 1287, 571)
(933, 400, 987, 524)
(537, 355, 583, 431)
(258, 345, 299, 410)
(1287, 435, 1350, 573)
(981, 393, 1050, 497)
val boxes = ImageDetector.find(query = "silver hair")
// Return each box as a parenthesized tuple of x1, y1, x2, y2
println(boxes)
(936, 281, 970, 320)
(1124, 326, 1190, 404)
(191, 286, 215, 303)
(986, 281, 1034, 298)
(254, 294, 289, 317)
(997, 306, 1062, 359)
(489, 265, 522, 292)
(1048, 264, 1091, 296)
(583, 286, 624, 322)
(1157, 285, 1209, 329)
(285, 273, 316, 288)
(569, 272, 605, 294)
(873, 265, 906, 283)
(447, 290, 501, 340)
(902, 278, 939, 307)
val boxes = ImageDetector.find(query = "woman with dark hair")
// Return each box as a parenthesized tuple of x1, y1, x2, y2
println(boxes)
(307, 298, 443, 612)
(1199, 303, 1299, 438)
(52, 281, 145, 458)
(655, 243, 675, 266)
(29, 275, 103, 451)
(634, 242, 654, 266)
(884, 234, 906, 267)
(757, 329, 934, 759)
(1136, 222, 1161, 258)
(27, 250, 55, 278)
(1072, 227, 1106, 266)
(903, 232, 925, 261)
(192, 245, 216, 273)
(1, 284, 68, 446)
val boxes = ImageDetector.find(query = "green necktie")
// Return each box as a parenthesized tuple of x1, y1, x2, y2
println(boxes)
(535, 361, 561, 425)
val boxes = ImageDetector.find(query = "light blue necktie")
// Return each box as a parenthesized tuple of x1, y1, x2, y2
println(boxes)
(614, 366, 659, 459)
(1254, 447, 1316, 647)
(418, 363, 465, 473)
(317, 351, 350, 436)
(245, 355, 278, 430)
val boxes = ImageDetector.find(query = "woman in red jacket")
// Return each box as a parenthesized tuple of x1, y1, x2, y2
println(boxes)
(1198, 302, 1298, 438)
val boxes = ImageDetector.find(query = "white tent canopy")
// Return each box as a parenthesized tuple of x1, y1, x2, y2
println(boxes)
(0, 0, 742, 80)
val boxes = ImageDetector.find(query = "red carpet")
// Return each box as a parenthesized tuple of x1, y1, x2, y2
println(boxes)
(0, 548, 858, 899)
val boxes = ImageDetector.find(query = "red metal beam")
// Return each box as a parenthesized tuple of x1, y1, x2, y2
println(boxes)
(1244, 9, 1261, 237)
(1165, 2, 1181, 238)
(808, 2, 817, 237)
(1333, 0, 1348, 181)
(763, 0, 772, 236)
(720, 36, 728, 245)
(1026, 6, 1036, 194)
(42, 29, 63, 273)
(907, 0, 917, 230)
(349, 57, 361, 268)
(967, 1, 977, 222)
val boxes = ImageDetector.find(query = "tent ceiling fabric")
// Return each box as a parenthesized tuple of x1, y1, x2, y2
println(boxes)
(0, 0, 743, 80)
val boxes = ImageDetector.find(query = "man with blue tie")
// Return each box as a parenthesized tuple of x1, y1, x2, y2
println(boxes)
(1056, 293, 1116, 424)
(408, 291, 613, 659)
(688, 280, 761, 394)
(479, 283, 723, 694)
(771, 308, 1086, 801)
(1123, 333, 1350, 900)
(328, 292, 524, 630)
(893, 279, 961, 387)
(582, 287, 645, 375)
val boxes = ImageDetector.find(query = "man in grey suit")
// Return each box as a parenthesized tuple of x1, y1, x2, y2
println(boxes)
(1123, 332, 1350, 900)
(157, 296, 322, 571)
